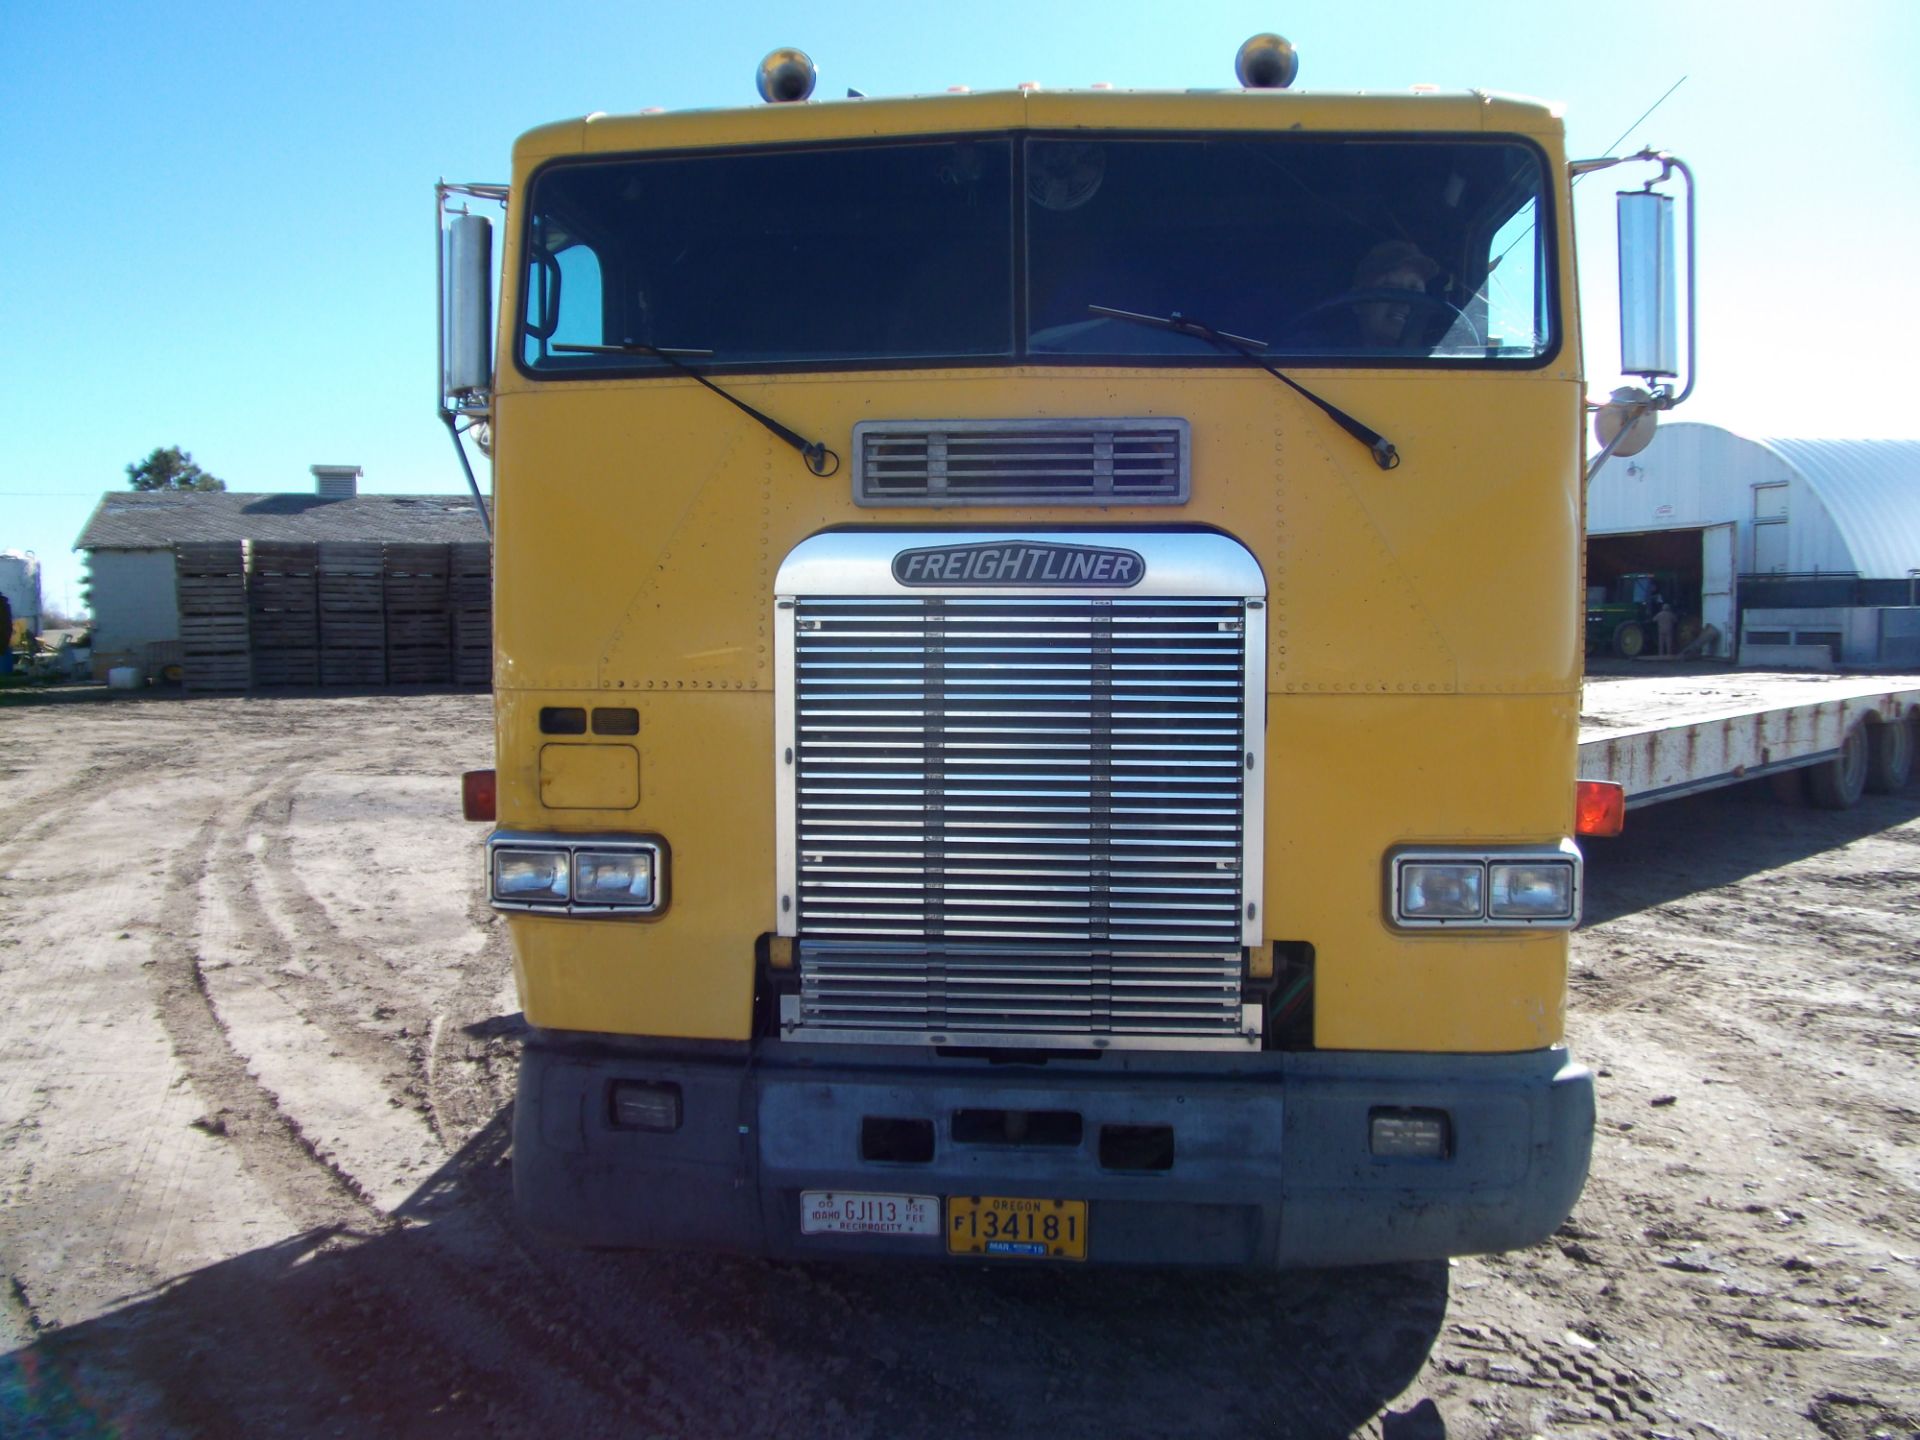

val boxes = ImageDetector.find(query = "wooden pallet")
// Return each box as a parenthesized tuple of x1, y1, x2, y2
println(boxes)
(175, 542, 246, 572)
(387, 612, 450, 646)
(321, 652, 387, 686)
(319, 615, 386, 646)
(387, 650, 452, 684)
(182, 655, 252, 693)
(448, 543, 491, 606)
(251, 651, 320, 687)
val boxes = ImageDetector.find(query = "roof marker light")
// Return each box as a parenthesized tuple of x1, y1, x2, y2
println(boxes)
(756, 48, 817, 104)
(1235, 33, 1299, 90)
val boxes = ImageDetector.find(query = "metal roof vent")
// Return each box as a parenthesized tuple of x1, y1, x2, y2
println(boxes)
(312, 464, 362, 499)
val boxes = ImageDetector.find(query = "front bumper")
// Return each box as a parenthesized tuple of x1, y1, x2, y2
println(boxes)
(514, 1033, 1594, 1268)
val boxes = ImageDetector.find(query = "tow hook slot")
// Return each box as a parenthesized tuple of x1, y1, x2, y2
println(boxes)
(951, 1109, 1084, 1147)
(860, 1116, 935, 1164)
(1100, 1124, 1176, 1172)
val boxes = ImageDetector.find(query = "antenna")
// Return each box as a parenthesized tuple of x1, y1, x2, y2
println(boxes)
(1577, 76, 1688, 183)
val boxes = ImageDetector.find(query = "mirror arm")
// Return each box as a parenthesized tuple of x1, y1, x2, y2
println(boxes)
(1584, 401, 1649, 486)
(1658, 153, 1697, 408)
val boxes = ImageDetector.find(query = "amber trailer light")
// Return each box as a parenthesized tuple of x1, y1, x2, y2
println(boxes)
(1576, 780, 1626, 837)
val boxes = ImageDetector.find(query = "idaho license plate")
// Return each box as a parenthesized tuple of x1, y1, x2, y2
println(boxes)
(800, 1191, 940, 1237)
(946, 1195, 1088, 1261)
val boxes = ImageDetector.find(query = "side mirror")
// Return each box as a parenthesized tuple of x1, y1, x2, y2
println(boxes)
(444, 213, 494, 399)
(1617, 191, 1677, 381)
(1571, 148, 1695, 414)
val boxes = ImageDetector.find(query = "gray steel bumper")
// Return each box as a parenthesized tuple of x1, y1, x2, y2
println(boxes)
(513, 1034, 1593, 1268)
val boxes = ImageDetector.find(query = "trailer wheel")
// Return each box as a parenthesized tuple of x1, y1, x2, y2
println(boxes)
(1612, 621, 1646, 658)
(1808, 724, 1869, 809)
(1865, 715, 1913, 793)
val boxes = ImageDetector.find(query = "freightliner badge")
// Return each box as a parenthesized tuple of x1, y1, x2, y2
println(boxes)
(892, 541, 1145, 588)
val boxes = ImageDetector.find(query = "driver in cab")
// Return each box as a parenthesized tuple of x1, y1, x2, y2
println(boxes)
(1350, 239, 1442, 349)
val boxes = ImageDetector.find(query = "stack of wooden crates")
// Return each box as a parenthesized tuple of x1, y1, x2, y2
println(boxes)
(382, 544, 452, 685)
(450, 543, 492, 687)
(171, 541, 490, 691)
(317, 544, 386, 685)
(247, 543, 320, 687)
(175, 543, 251, 693)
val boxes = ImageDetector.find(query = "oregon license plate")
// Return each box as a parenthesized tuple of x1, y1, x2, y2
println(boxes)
(946, 1195, 1088, 1260)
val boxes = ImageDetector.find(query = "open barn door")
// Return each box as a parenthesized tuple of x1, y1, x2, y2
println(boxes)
(1701, 522, 1735, 657)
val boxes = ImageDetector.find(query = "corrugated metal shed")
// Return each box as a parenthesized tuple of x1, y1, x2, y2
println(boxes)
(1757, 439, 1920, 581)
(1590, 423, 1920, 579)
(76, 491, 488, 551)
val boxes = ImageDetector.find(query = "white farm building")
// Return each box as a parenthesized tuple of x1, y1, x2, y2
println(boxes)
(1587, 423, 1920, 668)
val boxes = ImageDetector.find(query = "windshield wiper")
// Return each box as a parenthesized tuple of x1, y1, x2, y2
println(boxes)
(551, 341, 840, 477)
(1087, 306, 1400, 471)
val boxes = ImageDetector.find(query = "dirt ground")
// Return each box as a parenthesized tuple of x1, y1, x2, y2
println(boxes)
(1, 685, 1915, 1440)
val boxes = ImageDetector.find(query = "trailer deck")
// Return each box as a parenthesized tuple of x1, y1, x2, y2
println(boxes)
(1578, 669, 1920, 809)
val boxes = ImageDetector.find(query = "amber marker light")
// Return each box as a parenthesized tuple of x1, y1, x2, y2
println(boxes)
(1576, 780, 1625, 838)
(462, 769, 497, 822)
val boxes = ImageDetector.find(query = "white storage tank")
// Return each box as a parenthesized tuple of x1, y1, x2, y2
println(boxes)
(0, 550, 42, 637)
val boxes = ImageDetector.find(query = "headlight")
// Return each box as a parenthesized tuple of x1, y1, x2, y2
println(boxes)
(493, 847, 569, 901)
(488, 833, 667, 916)
(1397, 862, 1484, 920)
(573, 848, 655, 907)
(1489, 861, 1576, 921)
(1388, 842, 1581, 929)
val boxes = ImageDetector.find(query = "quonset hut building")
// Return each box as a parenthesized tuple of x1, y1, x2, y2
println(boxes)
(1587, 422, 1920, 668)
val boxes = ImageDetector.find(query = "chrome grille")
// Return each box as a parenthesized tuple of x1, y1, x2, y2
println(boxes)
(853, 419, 1189, 506)
(786, 592, 1255, 1048)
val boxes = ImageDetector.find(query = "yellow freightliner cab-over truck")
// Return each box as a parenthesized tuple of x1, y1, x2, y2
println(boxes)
(441, 36, 1694, 1266)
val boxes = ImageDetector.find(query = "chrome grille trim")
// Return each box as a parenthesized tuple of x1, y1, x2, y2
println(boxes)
(774, 531, 1265, 1052)
(853, 418, 1190, 506)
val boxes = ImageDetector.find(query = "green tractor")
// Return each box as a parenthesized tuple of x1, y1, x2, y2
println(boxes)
(1585, 571, 1695, 658)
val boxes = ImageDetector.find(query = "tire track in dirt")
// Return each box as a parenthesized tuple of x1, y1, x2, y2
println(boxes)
(422, 884, 517, 1149)
(216, 777, 434, 1100)
(1433, 1315, 1673, 1435)
(0, 745, 182, 867)
(149, 810, 385, 1233)
(1575, 921, 1920, 1239)
(140, 781, 685, 1432)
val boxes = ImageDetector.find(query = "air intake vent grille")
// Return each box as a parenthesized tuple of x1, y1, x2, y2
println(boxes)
(853, 419, 1189, 507)
(786, 593, 1253, 1049)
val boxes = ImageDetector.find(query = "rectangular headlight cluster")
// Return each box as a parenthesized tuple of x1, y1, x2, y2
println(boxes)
(488, 832, 667, 916)
(1388, 841, 1580, 929)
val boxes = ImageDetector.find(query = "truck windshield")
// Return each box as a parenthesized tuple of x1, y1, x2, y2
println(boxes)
(520, 132, 1553, 374)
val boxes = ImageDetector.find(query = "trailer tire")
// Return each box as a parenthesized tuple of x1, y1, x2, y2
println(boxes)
(1808, 724, 1869, 809)
(1612, 622, 1646, 659)
(1865, 715, 1913, 794)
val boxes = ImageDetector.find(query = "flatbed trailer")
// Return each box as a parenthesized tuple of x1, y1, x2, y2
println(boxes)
(1578, 671, 1920, 813)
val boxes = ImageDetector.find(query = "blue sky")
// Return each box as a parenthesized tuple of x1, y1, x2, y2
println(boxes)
(3, 0, 1916, 619)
